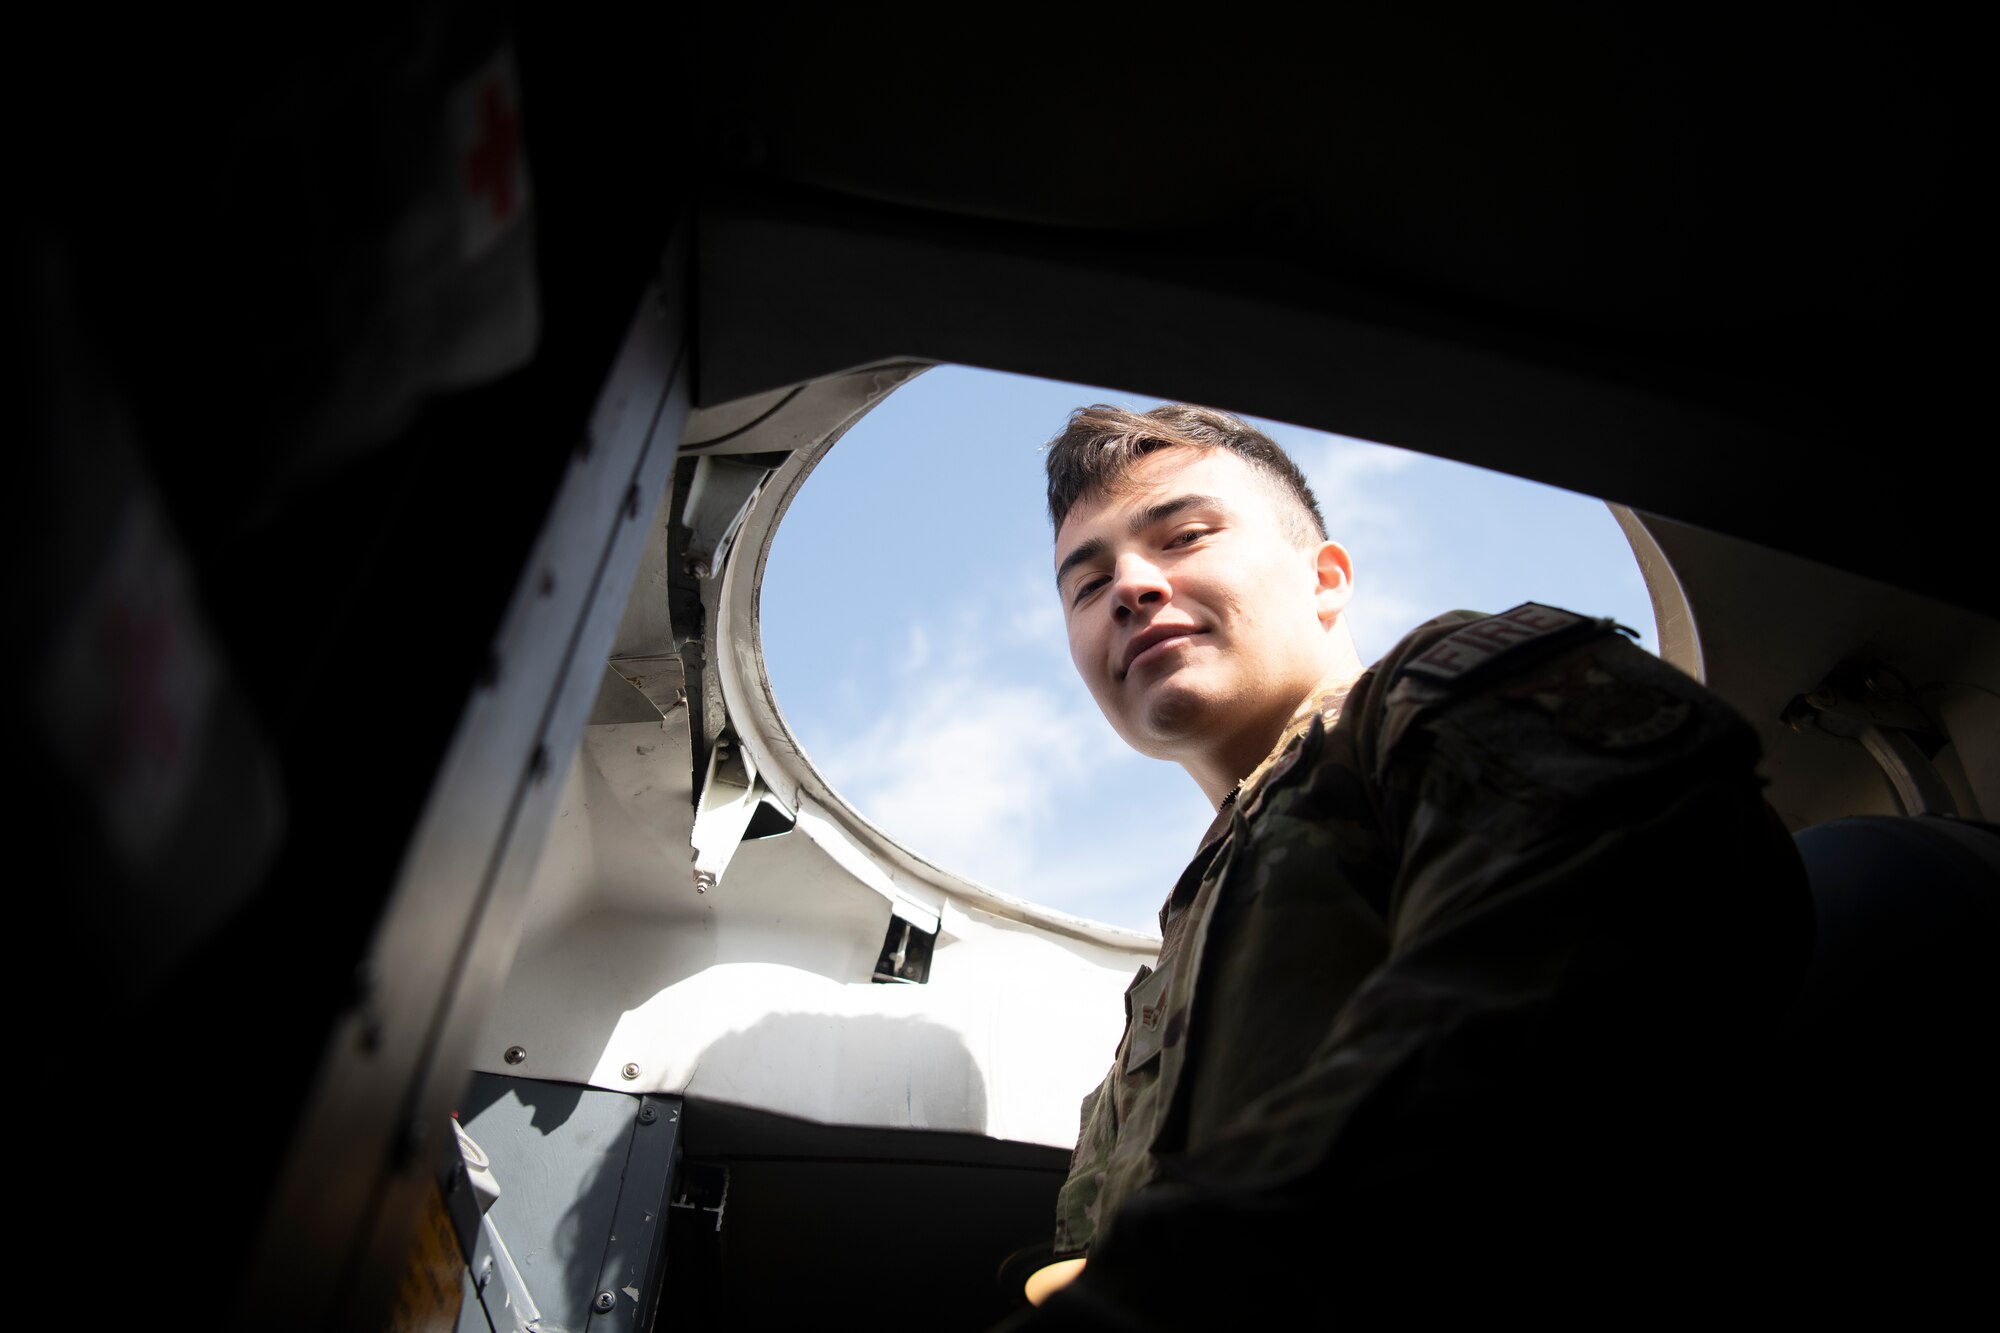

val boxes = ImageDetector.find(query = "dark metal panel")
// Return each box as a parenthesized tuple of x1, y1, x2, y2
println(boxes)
(587, 1096, 683, 1333)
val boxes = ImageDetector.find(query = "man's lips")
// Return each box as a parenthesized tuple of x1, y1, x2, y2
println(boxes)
(1120, 625, 1207, 678)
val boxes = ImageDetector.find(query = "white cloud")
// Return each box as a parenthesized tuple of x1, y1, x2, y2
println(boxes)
(902, 624, 931, 673)
(1002, 571, 1070, 655)
(814, 645, 1113, 890)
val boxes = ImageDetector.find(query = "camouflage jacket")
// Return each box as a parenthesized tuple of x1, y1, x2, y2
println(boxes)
(1042, 605, 1809, 1311)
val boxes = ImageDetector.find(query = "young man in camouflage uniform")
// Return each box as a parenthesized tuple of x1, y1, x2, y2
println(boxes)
(1003, 405, 1811, 1328)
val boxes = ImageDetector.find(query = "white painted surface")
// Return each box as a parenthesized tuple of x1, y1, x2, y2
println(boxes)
(474, 732, 1150, 1148)
(470, 368, 1162, 1149)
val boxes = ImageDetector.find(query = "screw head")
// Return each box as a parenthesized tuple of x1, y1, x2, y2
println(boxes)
(638, 1103, 658, 1125)
(504, 1045, 527, 1065)
(621, 1062, 641, 1080)
(593, 1291, 617, 1313)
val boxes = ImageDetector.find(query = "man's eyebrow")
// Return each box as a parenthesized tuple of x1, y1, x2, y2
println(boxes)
(1135, 494, 1228, 531)
(1053, 494, 1231, 591)
(1055, 537, 1107, 591)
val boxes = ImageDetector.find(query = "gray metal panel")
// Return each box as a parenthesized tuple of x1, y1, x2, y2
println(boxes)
(455, 1075, 671, 1333)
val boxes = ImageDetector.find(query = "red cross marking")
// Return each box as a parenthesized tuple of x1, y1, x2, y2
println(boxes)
(465, 76, 521, 224)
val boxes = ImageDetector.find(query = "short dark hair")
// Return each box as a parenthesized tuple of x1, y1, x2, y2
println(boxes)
(1043, 403, 1328, 545)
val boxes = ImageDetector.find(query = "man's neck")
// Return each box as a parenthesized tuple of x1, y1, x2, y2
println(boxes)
(1186, 733, 1286, 810)
(1183, 660, 1364, 809)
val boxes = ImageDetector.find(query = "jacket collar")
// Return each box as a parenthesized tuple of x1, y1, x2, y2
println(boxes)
(1192, 666, 1361, 849)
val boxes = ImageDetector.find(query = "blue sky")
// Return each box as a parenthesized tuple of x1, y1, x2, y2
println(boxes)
(762, 365, 1657, 934)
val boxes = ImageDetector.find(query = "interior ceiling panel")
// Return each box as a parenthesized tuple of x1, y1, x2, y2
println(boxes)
(691, 7, 1947, 329)
(682, 5, 1980, 615)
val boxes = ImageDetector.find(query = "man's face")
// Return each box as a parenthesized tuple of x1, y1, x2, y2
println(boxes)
(1054, 446, 1348, 766)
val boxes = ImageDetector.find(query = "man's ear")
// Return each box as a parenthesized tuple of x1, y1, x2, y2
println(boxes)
(1312, 539, 1354, 628)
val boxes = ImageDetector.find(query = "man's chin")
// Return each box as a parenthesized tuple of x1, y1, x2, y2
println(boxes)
(1129, 677, 1223, 751)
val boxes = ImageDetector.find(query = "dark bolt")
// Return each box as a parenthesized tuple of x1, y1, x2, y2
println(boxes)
(638, 1104, 658, 1125)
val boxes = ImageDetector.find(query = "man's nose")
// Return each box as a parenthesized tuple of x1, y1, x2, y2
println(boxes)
(1110, 553, 1169, 621)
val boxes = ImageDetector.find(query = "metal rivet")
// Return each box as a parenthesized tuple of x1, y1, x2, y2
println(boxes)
(593, 1291, 617, 1313)
(504, 1045, 527, 1065)
(621, 1062, 641, 1080)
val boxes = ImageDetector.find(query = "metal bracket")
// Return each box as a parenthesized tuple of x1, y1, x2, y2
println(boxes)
(680, 455, 769, 579)
(606, 652, 686, 721)
(669, 1162, 730, 1233)
(1785, 662, 1960, 816)
(872, 914, 937, 984)
(583, 1094, 681, 1333)
(689, 731, 786, 893)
